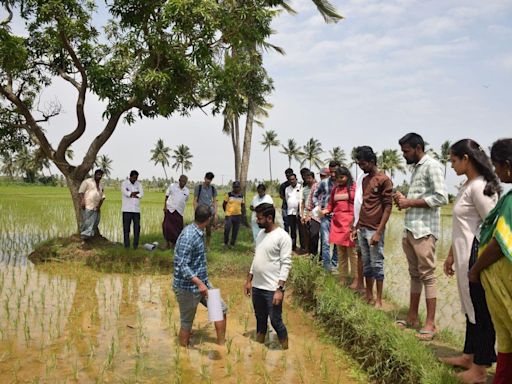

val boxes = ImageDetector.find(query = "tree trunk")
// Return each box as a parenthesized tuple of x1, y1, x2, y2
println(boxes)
(239, 99, 255, 196)
(162, 165, 168, 180)
(234, 117, 241, 180)
(268, 148, 272, 181)
(66, 175, 83, 233)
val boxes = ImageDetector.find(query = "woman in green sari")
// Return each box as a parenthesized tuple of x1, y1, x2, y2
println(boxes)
(469, 138, 512, 384)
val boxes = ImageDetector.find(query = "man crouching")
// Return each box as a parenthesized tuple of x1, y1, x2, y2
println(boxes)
(173, 204, 227, 347)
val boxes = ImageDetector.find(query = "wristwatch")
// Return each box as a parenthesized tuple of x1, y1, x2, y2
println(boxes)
(278, 285, 285, 292)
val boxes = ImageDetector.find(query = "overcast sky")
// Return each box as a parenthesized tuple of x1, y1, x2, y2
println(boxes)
(10, 0, 512, 191)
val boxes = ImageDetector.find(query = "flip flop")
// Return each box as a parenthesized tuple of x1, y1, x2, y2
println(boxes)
(394, 320, 411, 329)
(416, 329, 436, 341)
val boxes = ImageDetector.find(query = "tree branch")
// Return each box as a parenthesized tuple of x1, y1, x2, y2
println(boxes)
(58, 68, 81, 90)
(1, 0, 13, 26)
(75, 98, 138, 179)
(55, 28, 88, 163)
(0, 84, 58, 166)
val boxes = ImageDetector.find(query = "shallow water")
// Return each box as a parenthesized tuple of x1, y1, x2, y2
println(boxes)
(0, 263, 359, 383)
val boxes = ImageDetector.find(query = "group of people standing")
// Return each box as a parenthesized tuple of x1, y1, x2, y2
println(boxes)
(77, 133, 512, 384)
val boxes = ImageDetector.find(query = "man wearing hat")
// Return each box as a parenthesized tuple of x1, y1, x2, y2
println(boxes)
(222, 181, 246, 248)
(319, 167, 330, 181)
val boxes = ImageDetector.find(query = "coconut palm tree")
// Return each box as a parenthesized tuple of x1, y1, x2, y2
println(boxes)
(150, 138, 171, 180)
(280, 138, 303, 169)
(15, 147, 40, 182)
(96, 154, 113, 178)
(300, 138, 324, 170)
(260, 130, 280, 181)
(327, 146, 347, 166)
(172, 144, 193, 175)
(439, 140, 451, 178)
(378, 149, 406, 180)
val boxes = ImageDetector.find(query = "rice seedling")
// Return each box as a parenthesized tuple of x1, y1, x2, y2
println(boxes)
(225, 336, 233, 355)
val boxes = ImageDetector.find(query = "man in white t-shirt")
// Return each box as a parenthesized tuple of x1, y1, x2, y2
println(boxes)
(244, 203, 292, 349)
(285, 173, 303, 252)
(163, 175, 190, 249)
(121, 170, 144, 249)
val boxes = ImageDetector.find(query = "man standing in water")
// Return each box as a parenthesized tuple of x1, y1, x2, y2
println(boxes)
(244, 203, 292, 349)
(173, 205, 227, 347)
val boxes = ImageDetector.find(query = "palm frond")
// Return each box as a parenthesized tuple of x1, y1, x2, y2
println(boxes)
(312, 0, 344, 23)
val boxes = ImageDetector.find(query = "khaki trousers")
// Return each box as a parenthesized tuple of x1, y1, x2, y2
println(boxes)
(402, 230, 437, 299)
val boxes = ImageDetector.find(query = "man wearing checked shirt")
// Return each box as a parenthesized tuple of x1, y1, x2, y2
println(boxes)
(173, 205, 227, 347)
(394, 133, 448, 341)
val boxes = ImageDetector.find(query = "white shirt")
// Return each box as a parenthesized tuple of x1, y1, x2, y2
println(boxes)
(452, 177, 497, 323)
(285, 183, 302, 215)
(250, 194, 274, 221)
(121, 179, 144, 213)
(353, 173, 367, 226)
(79, 178, 105, 210)
(166, 183, 190, 216)
(250, 227, 292, 291)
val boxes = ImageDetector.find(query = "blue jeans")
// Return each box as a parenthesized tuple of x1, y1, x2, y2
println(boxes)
(320, 216, 338, 270)
(251, 287, 288, 341)
(358, 227, 385, 280)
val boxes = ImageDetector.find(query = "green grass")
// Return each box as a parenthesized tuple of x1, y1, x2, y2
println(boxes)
(290, 258, 459, 384)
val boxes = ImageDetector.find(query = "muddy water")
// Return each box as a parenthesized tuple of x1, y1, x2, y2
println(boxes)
(0, 263, 360, 383)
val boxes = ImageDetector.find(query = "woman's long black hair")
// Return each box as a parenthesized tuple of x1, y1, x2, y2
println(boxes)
(335, 166, 354, 201)
(450, 139, 502, 197)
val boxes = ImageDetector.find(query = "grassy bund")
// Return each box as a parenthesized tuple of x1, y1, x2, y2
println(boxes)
(1, 182, 461, 383)
(290, 259, 459, 384)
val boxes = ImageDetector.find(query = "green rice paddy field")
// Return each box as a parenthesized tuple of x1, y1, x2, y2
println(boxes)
(0, 183, 460, 383)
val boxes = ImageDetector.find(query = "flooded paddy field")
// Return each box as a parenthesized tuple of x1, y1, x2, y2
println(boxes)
(0, 185, 364, 383)
(0, 263, 360, 383)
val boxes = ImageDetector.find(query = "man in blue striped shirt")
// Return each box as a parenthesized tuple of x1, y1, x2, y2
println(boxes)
(173, 205, 227, 347)
(313, 160, 340, 271)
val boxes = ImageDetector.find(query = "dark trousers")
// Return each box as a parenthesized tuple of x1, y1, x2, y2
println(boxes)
(307, 220, 320, 255)
(224, 215, 241, 246)
(287, 214, 299, 250)
(123, 212, 140, 249)
(463, 238, 496, 366)
(282, 208, 289, 232)
(298, 219, 307, 250)
(251, 287, 288, 341)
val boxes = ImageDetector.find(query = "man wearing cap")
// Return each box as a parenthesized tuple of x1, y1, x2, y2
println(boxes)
(79, 169, 106, 242)
(319, 167, 329, 181)
(222, 181, 246, 248)
(313, 161, 340, 271)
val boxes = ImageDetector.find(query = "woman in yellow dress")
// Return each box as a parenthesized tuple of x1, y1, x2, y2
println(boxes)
(469, 138, 512, 384)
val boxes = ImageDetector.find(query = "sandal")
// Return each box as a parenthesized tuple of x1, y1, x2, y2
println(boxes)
(394, 320, 419, 330)
(416, 329, 436, 341)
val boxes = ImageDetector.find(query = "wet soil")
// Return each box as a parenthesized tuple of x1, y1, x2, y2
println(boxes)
(0, 263, 362, 383)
